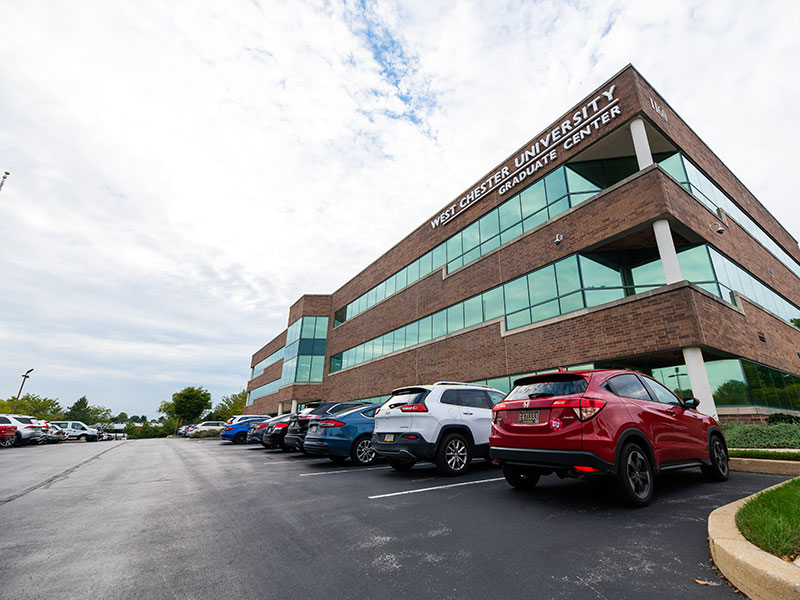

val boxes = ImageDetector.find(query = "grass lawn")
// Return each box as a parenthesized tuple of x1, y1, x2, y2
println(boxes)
(736, 477, 800, 561)
(729, 449, 800, 461)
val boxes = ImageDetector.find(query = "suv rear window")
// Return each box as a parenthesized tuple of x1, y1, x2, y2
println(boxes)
(15, 417, 33, 425)
(385, 389, 430, 409)
(506, 375, 588, 400)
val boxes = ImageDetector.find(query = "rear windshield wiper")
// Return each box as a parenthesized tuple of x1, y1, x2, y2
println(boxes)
(527, 393, 555, 398)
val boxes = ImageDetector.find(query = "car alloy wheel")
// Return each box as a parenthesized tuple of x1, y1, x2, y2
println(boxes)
(618, 443, 653, 507)
(0, 435, 15, 448)
(702, 435, 729, 482)
(352, 437, 376, 466)
(436, 433, 471, 476)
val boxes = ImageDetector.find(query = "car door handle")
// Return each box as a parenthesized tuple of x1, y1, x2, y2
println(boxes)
(462, 411, 473, 415)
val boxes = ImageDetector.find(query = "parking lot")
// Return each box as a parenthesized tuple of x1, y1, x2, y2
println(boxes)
(0, 439, 787, 599)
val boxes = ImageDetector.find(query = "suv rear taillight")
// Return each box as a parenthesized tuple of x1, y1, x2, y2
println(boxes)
(550, 397, 606, 421)
(319, 420, 345, 428)
(273, 423, 288, 429)
(400, 404, 428, 412)
(256, 423, 269, 429)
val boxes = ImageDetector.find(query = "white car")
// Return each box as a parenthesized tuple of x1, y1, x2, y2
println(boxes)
(187, 421, 225, 437)
(0, 414, 44, 445)
(49, 421, 100, 441)
(225, 415, 271, 426)
(372, 382, 505, 476)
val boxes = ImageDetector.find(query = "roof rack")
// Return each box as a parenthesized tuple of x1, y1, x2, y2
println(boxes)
(432, 381, 492, 388)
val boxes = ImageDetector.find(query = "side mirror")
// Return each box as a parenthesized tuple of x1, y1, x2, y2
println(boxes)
(684, 398, 700, 410)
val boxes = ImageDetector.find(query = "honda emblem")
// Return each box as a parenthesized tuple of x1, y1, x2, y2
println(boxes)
(523, 400, 530, 408)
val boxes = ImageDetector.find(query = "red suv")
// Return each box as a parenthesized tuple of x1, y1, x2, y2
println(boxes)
(489, 369, 729, 506)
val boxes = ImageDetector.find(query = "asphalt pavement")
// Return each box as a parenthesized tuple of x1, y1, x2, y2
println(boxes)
(0, 439, 786, 599)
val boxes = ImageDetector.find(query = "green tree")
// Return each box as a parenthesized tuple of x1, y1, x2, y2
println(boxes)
(172, 387, 212, 424)
(158, 400, 174, 418)
(791, 317, 800, 329)
(65, 396, 112, 424)
(0, 394, 64, 420)
(115, 411, 129, 423)
(212, 390, 248, 421)
(713, 379, 751, 406)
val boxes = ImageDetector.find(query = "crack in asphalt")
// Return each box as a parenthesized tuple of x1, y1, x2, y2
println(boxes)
(0, 442, 126, 505)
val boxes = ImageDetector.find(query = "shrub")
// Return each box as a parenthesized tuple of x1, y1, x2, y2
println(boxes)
(767, 413, 800, 425)
(737, 477, 800, 560)
(191, 429, 221, 439)
(722, 422, 800, 449)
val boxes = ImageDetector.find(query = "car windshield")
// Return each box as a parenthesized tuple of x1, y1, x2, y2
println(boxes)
(506, 376, 588, 400)
(329, 405, 370, 418)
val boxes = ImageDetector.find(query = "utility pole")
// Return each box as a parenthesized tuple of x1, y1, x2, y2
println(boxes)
(12, 369, 34, 413)
(0, 171, 9, 194)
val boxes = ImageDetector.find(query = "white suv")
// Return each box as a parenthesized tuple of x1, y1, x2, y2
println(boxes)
(0, 414, 44, 445)
(372, 382, 505, 476)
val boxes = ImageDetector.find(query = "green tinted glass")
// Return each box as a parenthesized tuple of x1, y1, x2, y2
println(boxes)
(520, 180, 546, 218)
(544, 168, 567, 200)
(482, 287, 504, 320)
(498, 196, 522, 231)
(529, 265, 557, 304)
(479, 210, 500, 242)
(504, 277, 529, 313)
(463, 296, 483, 327)
(555, 256, 581, 294)
(447, 304, 464, 333)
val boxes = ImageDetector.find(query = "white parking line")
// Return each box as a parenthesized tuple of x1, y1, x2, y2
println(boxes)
(300, 466, 392, 477)
(368, 477, 505, 499)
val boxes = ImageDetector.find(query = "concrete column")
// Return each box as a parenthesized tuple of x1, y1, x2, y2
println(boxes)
(630, 117, 653, 169)
(277, 402, 284, 416)
(291, 399, 298, 413)
(653, 219, 683, 284)
(682, 347, 718, 420)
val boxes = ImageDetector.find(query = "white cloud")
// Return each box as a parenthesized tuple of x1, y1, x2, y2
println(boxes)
(0, 0, 798, 415)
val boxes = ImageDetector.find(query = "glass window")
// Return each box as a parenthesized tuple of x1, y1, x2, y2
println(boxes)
(500, 223, 523, 245)
(544, 168, 567, 201)
(462, 221, 480, 252)
(419, 251, 433, 276)
(479, 210, 500, 242)
(446, 234, 462, 262)
(504, 277, 529, 313)
(418, 316, 432, 343)
(498, 196, 522, 232)
(296, 355, 312, 382)
(394, 327, 406, 352)
(447, 303, 464, 333)
(382, 332, 393, 355)
(678, 246, 715, 281)
(459, 389, 492, 409)
(555, 256, 580, 295)
(440, 390, 459, 405)
(606, 374, 651, 401)
(506, 308, 531, 329)
(584, 288, 624, 306)
(529, 265, 557, 304)
(522, 209, 548, 232)
(373, 336, 383, 358)
(520, 180, 546, 218)
(432, 310, 447, 338)
(310, 356, 325, 382)
(480, 236, 501, 256)
(565, 166, 600, 194)
(396, 267, 408, 290)
(407, 260, 419, 284)
(463, 247, 481, 267)
(488, 391, 506, 405)
(531, 300, 559, 322)
(642, 377, 682, 406)
(385, 275, 396, 296)
(314, 317, 329, 338)
(548, 196, 569, 218)
(463, 296, 483, 328)
(558, 292, 583, 314)
(482, 287, 505, 320)
(405, 321, 419, 347)
(432, 244, 447, 270)
(579, 255, 622, 288)
(375, 280, 386, 303)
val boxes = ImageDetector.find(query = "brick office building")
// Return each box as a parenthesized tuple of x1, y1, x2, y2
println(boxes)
(245, 65, 800, 424)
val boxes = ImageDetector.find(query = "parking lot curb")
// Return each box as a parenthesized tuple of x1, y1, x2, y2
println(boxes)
(708, 477, 800, 600)
(729, 457, 800, 476)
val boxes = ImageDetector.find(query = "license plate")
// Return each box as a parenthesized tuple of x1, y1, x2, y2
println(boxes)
(384, 433, 394, 443)
(518, 410, 539, 424)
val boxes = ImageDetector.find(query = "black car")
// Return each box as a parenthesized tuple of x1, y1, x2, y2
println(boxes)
(246, 415, 283, 444)
(261, 414, 295, 450)
(284, 402, 367, 453)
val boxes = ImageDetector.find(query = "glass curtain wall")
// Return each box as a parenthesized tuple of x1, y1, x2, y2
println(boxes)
(659, 153, 800, 279)
(333, 153, 677, 327)
(330, 243, 800, 374)
(281, 316, 329, 384)
(651, 358, 800, 411)
(251, 347, 284, 378)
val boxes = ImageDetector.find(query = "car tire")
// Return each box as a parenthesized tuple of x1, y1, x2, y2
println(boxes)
(350, 436, 377, 466)
(436, 433, 472, 476)
(502, 464, 540, 490)
(233, 432, 247, 445)
(388, 458, 416, 471)
(701, 435, 729, 482)
(0, 435, 15, 448)
(79, 434, 87, 442)
(616, 443, 654, 507)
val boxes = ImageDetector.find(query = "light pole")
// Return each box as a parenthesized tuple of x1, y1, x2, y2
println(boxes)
(667, 367, 688, 399)
(12, 368, 34, 413)
(0, 171, 9, 194)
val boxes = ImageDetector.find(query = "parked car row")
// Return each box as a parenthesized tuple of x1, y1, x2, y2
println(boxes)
(209, 369, 731, 507)
(0, 415, 119, 447)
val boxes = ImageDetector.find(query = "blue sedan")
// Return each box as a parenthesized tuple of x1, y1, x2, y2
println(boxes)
(303, 404, 379, 465)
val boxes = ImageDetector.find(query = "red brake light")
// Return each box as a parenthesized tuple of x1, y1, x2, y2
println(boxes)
(273, 423, 288, 429)
(401, 434, 418, 440)
(319, 420, 345, 428)
(575, 465, 600, 472)
(256, 423, 269, 429)
(400, 404, 427, 413)
(494, 402, 507, 411)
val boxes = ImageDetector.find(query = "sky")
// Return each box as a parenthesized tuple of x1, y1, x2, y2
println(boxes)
(1, 0, 798, 418)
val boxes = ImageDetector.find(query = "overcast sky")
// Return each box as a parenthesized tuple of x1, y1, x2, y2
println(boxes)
(1, 0, 798, 418)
